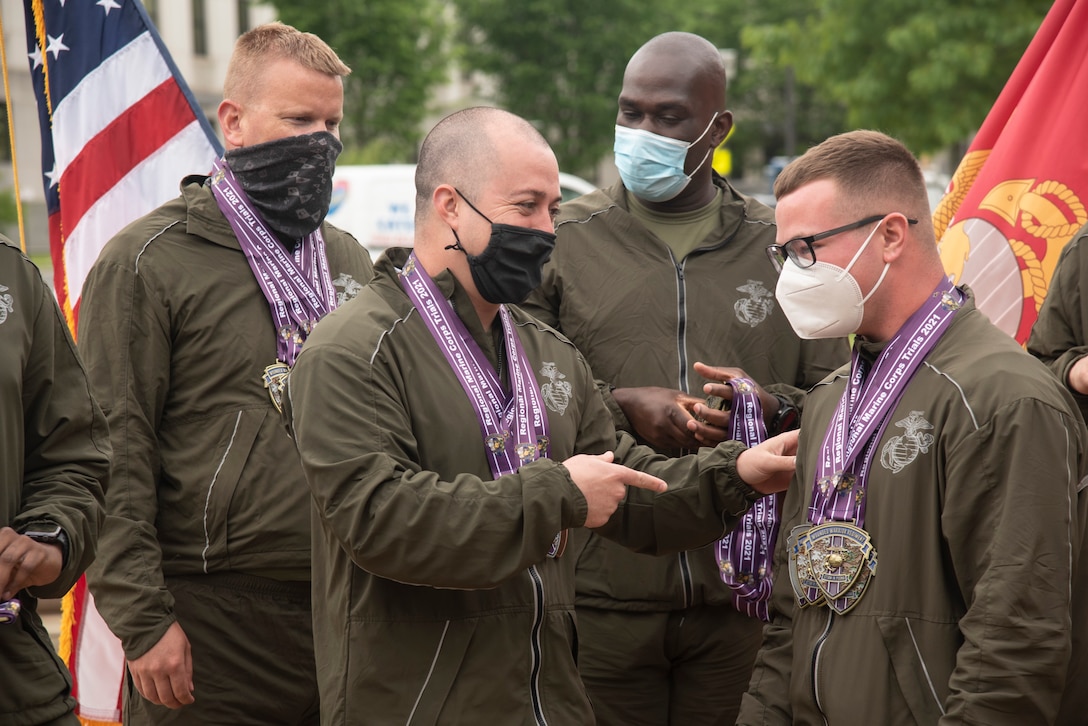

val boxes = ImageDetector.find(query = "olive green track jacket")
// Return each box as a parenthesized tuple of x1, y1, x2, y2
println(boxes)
(0, 238, 109, 725)
(522, 177, 848, 614)
(78, 177, 373, 660)
(286, 248, 765, 725)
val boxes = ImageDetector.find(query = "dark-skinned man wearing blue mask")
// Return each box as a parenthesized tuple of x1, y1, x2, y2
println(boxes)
(523, 31, 848, 725)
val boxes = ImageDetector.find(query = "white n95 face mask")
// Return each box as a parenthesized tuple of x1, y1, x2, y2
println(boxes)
(775, 221, 889, 339)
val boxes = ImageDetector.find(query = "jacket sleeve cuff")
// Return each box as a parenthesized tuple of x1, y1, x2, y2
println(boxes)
(124, 613, 178, 661)
(598, 380, 633, 434)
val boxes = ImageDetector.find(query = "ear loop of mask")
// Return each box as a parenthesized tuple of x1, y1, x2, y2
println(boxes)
(835, 219, 889, 306)
(444, 188, 490, 253)
(684, 112, 721, 178)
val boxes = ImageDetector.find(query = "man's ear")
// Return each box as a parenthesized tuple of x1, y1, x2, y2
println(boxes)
(709, 110, 734, 149)
(432, 184, 460, 227)
(882, 212, 912, 263)
(218, 99, 244, 149)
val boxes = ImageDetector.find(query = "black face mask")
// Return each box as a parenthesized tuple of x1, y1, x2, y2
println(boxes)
(224, 130, 343, 242)
(446, 189, 557, 304)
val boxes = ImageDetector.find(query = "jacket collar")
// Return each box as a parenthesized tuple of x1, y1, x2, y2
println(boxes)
(180, 175, 244, 251)
(378, 247, 499, 360)
(558, 172, 769, 254)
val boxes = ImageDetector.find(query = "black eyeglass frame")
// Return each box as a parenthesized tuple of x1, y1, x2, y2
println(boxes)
(765, 214, 918, 272)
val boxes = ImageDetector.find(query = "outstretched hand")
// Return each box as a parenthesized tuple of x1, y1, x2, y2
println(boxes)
(563, 451, 668, 528)
(736, 429, 799, 495)
(1069, 356, 1088, 395)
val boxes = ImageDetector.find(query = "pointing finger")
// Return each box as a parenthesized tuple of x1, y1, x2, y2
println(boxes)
(622, 467, 668, 493)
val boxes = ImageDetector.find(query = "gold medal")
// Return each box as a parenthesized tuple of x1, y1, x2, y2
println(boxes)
(262, 361, 290, 414)
(803, 522, 878, 614)
(515, 442, 536, 464)
(787, 524, 825, 608)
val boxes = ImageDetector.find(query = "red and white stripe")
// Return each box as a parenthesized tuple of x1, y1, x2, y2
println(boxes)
(52, 30, 218, 319)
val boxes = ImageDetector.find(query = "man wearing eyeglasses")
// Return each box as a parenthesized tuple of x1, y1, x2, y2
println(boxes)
(737, 129, 1088, 725)
(522, 31, 847, 726)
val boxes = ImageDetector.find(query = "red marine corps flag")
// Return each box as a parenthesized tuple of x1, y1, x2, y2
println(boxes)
(934, 0, 1088, 344)
(22, 0, 222, 723)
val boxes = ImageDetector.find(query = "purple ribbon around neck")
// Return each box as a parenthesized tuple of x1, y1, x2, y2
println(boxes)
(209, 157, 337, 368)
(803, 277, 963, 609)
(398, 252, 550, 479)
(715, 378, 781, 622)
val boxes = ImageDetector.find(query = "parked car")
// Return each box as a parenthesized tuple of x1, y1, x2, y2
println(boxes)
(325, 164, 596, 258)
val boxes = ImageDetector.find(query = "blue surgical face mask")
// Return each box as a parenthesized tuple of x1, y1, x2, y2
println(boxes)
(613, 112, 719, 203)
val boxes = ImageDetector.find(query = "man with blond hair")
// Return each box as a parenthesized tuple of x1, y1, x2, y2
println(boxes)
(737, 130, 1088, 725)
(80, 22, 373, 724)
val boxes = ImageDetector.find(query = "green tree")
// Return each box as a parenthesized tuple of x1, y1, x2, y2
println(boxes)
(742, 0, 1052, 154)
(267, 0, 450, 162)
(455, 0, 689, 176)
(673, 1, 848, 180)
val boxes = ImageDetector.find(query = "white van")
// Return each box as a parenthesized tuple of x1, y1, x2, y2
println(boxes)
(325, 164, 596, 258)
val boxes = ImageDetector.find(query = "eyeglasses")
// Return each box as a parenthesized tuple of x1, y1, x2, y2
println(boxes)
(765, 214, 917, 273)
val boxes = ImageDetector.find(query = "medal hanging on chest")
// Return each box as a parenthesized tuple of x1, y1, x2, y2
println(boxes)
(788, 280, 963, 613)
(398, 253, 565, 558)
(209, 159, 338, 412)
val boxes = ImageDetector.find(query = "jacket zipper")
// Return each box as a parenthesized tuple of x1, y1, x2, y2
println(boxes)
(674, 258, 689, 393)
(527, 565, 549, 726)
(811, 609, 835, 726)
(672, 256, 696, 608)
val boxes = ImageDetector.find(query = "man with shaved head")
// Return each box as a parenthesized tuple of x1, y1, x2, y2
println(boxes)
(523, 32, 847, 725)
(284, 106, 801, 723)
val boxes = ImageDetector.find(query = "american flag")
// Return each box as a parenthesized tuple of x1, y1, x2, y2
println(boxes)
(24, 0, 222, 330)
(23, 1, 222, 721)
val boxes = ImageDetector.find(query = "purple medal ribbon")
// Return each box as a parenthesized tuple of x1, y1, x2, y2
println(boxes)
(715, 378, 781, 622)
(398, 252, 551, 480)
(803, 277, 963, 608)
(209, 158, 337, 368)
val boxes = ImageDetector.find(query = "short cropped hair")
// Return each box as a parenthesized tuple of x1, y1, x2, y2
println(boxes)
(224, 22, 350, 102)
(414, 107, 548, 223)
(775, 130, 930, 223)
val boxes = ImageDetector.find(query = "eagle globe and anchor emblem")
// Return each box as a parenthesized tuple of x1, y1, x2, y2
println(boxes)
(880, 410, 935, 473)
(935, 150, 1086, 341)
(540, 361, 572, 416)
(733, 280, 774, 328)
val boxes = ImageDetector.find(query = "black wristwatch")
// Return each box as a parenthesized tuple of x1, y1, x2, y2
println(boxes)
(21, 524, 70, 569)
(769, 394, 800, 434)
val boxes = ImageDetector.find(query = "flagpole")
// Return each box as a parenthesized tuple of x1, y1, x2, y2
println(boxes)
(0, 8, 29, 253)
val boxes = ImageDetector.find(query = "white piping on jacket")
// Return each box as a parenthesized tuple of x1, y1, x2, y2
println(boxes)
(201, 410, 243, 573)
(405, 620, 451, 726)
(904, 617, 946, 716)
